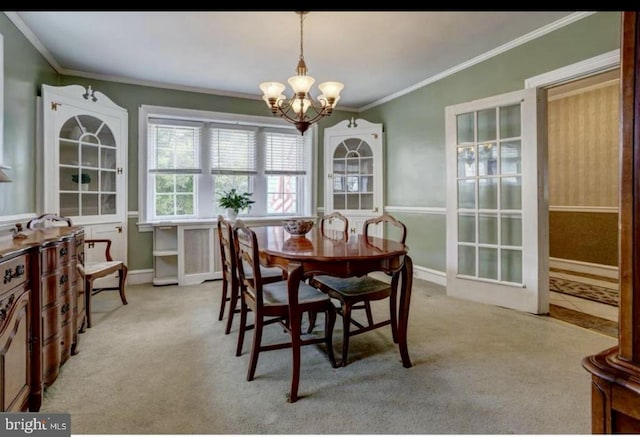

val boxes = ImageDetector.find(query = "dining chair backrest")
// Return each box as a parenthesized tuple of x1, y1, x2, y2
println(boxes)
(363, 213, 407, 244)
(217, 215, 236, 282)
(320, 211, 349, 241)
(233, 220, 264, 301)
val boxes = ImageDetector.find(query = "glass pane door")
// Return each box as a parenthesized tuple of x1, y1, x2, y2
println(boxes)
(58, 114, 117, 218)
(446, 88, 547, 314)
(332, 138, 374, 211)
(455, 104, 523, 285)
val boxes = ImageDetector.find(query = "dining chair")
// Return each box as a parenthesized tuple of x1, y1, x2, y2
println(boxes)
(233, 219, 337, 387)
(310, 213, 407, 366)
(306, 211, 349, 333)
(319, 211, 349, 241)
(27, 213, 128, 329)
(216, 215, 285, 335)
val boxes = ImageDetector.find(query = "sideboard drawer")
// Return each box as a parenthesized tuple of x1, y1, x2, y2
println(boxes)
(41, 241, 72, 275)
(42, 304, 60, 342)
(0, 254, 28, 295)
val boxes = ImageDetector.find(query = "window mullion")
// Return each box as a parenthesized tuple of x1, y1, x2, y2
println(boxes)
(199, 123, 214, 218)
(253, 128, 267, 216)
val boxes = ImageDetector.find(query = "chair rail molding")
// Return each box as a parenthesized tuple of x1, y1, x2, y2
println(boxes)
(384, 206, 446, 215)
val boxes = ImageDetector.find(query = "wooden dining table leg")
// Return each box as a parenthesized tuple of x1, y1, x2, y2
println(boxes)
(286, 262, 303, 403)
(397, 255, 413, 368)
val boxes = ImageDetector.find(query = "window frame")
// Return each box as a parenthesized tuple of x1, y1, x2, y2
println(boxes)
(138, 105, 316, 229)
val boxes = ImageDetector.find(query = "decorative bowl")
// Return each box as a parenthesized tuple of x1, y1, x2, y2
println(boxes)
(282, 219, 314, 236)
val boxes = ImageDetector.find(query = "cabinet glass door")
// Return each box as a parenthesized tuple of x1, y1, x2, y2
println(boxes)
(332, 138, 374, 211)
(58, 114, 118, 218)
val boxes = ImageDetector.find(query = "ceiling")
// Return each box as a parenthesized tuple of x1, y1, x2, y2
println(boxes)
(8, 11, 587, 111)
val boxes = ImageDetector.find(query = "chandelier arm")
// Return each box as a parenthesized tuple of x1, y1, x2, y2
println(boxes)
(272, 104, 305, 124)
(305, 108, 332, 125)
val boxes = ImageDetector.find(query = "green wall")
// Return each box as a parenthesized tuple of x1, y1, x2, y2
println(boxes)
(362, 12, 621, 271)
(0, 12, 623, 274)
(56, 75, 353, 270)
(0, 13, 58, 215)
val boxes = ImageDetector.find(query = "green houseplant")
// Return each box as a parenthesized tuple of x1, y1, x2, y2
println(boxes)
(72, 173, 91, 191)
(218, 188, 255, 219)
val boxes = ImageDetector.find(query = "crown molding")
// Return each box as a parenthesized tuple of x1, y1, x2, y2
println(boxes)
(359, 11, 596, 112)
(4, 12, 63, 71)
(7, 11, 595, 113)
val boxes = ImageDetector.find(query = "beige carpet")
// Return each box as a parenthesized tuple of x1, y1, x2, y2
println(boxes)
(40, 279, 616, 434)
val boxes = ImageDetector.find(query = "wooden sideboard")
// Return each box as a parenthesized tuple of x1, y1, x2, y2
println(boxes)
(0, 226, 84, 412)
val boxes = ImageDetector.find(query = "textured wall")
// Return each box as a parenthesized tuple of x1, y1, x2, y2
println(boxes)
(549, 211, 618, 266)
(548, 82, 619, 207)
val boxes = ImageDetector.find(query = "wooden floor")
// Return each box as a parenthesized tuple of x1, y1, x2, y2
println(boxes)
(548, 268, 618, 338)
(549, 303, 618, 337)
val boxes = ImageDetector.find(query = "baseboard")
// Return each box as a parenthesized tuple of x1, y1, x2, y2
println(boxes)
(128, 266, 448, 287)
(414, 265, 447, 286)
(127, 269, 154, 285)
(549, 257, 618, 280)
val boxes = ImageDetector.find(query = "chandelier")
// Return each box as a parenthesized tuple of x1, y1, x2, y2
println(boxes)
(259, 11, 344, 135)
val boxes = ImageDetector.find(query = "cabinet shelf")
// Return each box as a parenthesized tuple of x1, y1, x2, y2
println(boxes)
(153, 250, 178, 256)
(153, 276, 179, 286)
(152, 224, 217, 286)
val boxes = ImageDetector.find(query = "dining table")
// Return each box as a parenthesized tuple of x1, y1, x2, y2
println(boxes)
(251, 224, 413, 402)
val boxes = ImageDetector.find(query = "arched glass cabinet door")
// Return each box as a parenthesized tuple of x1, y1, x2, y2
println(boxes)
(324, 118, 383, 236)
(331, 138, 374, 211)
(58, 114, 118, 218)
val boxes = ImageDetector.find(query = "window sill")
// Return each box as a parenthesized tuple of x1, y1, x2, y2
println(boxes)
(136, 215, 317, 233)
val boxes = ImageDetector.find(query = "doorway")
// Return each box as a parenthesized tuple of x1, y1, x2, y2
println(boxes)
(544, 69, 620, 337)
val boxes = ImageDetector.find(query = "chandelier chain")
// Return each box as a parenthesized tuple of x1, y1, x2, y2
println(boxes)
(299, 12, 305, 61)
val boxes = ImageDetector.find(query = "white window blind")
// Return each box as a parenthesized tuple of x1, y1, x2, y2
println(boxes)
(148, 118, 202, 174)
(210, 126, 257, 174)
(265, 131, 306, 175)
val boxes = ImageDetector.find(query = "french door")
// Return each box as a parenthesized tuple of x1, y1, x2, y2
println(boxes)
(445, 88, 548, 314)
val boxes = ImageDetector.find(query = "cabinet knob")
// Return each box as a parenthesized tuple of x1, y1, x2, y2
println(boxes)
(116, 226, 123, 234)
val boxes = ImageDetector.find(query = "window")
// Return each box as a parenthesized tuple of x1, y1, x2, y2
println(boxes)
(139, 106, 314, 223)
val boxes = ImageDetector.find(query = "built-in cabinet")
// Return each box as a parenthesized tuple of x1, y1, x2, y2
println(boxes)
(153, 223, 218, 286)
(324, 118, 384, 236)
(0, 227, 84, 412)
(41, 85, 128, 277)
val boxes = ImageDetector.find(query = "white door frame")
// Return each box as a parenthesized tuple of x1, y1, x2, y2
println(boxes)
(524, 49, 619, 90)
(524, 49, 620, 287)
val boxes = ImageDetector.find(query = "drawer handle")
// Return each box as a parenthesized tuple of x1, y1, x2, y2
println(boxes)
(61, 303, 70, 315)
(59, 274, 68, 285)
(3, 264, 25, 284)
(0, 293, 16, 323)
(60, 247, 68, 257)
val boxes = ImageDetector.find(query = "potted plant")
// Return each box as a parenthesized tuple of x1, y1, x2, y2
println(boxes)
(218, 188, 255, 220)
(72, 173, 91, 191)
